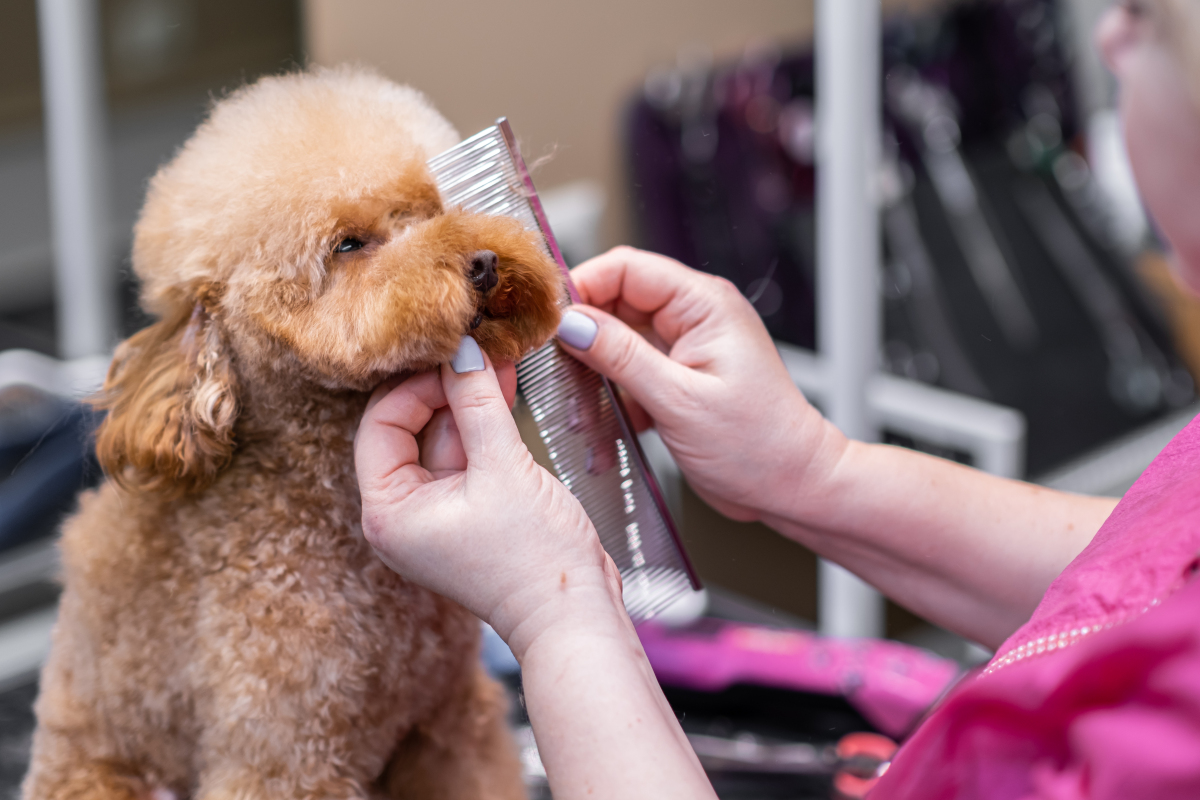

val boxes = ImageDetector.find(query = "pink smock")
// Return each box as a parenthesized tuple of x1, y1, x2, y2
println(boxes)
(871, 413, 1200, 799)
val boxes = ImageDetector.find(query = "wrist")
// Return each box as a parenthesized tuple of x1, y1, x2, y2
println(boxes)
(516, 598, 638, 676)
(492, 554, 631, 663)
(753, 411, 852, 525)
(760, 437, 883, 553)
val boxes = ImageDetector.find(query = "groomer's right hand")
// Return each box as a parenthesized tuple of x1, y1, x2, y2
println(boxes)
(559, 246, 846, 523)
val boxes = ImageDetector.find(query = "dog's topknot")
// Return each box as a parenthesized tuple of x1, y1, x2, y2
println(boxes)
(133, 66, 461, 316)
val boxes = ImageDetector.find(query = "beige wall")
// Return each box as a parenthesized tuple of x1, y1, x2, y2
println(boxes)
(306, 0, 950, 250)
(305, 0, 823, 249)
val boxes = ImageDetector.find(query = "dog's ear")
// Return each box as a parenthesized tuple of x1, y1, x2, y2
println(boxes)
(93, 296, 239, 496)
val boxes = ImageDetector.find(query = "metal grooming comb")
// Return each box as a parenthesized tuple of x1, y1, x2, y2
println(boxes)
(428, 119, 700, 621)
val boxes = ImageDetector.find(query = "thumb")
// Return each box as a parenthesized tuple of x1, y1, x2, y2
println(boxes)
(556, 306, 689, 420)
(440, 335, 526, 467)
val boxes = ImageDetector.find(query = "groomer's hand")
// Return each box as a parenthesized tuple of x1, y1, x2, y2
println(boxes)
(559, 246, 845, 523)
(354, 337, 622, 658)
(357, 336, 718, 800)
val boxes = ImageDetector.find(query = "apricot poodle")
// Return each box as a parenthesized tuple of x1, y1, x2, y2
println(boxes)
(21, 67, 563, 800)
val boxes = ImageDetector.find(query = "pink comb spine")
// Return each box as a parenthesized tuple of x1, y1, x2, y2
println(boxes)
(496, 118, 701, 592)
(497, 120, 580, 304)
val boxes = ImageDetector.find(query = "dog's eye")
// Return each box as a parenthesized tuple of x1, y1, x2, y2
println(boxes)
(335, 238, 365, 253)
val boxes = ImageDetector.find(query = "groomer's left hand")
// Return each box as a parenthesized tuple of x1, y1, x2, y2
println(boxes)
(354, 335, 621, 659)
(357, 334, 717, 800)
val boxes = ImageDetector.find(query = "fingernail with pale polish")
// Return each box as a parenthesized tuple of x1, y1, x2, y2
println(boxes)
(557, 310, 598, 350)
(451, 335, 485, 373)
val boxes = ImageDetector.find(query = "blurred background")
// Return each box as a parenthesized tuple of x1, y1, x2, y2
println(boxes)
(5, 0, 1200, 797)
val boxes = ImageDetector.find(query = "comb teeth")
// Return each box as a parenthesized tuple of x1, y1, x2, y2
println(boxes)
(428, 121, 700, 622)
(429, 127, 538, 229)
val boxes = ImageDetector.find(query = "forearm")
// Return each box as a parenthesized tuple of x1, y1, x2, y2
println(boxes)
(513, 592, 716, 800)
(766, 440, 1116, 648)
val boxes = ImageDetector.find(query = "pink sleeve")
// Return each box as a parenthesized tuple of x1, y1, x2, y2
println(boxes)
(871, 579, 1200, 800)
(1027, 637, 1200, 799)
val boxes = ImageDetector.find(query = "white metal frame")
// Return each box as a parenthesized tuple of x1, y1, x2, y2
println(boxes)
(1036, 403, 1200, 496)
(776, 344, 1026, 479)
(36, 0, 114, 358)
(815, 0, 886, 637)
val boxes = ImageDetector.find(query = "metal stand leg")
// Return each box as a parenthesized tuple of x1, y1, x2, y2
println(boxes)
(816, 0, 885, 638)
(36, 0, 114, 359)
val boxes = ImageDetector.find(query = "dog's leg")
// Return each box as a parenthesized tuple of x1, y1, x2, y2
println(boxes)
(21, 659, 156, 800)
(383, 666, 526, 800)
(21, 596, 181, 800)
(22, 755, 154, 800)
(22, 759, 153, 800)
(186, 589, 429, 800)
(188, 703, 378, 800)
(192, 767, 367, 800)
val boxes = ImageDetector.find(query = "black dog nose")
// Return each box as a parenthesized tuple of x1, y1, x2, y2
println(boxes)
(469, 250, 499, 295)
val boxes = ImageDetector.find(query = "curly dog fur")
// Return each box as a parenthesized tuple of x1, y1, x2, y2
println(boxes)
(21, 67, 563, 800)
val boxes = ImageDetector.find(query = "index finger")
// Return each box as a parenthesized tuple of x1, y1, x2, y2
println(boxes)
(439, 346, 527, 469)
(355, 370, 449, 500)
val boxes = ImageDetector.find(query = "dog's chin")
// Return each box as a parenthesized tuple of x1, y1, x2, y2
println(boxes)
(472, 314, 559, 364)
(325, 314, 550, 394)
(470, 289, 564, 363)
